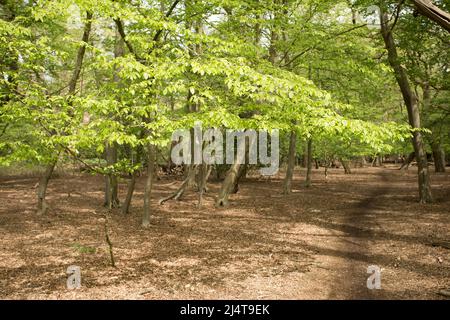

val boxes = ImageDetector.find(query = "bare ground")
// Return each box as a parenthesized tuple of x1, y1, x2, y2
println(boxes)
(0, 166, 449, 300)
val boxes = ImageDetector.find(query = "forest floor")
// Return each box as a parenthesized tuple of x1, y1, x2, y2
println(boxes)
(0, 166, 449, 300)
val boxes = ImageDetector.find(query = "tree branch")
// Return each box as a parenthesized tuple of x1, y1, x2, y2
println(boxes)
(114, 18, 141, 60)
(282, 24, 367, 68)
(411, 0, 450, 33)
(151, 0, 181, 44)
(68, 11, 93, 95)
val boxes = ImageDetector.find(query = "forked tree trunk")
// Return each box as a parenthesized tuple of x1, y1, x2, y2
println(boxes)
(283, 130, 297, 194)
(305, 139, 313, 187)
(142, 144, 156, 227)
(380, 10, 432, 203)
(341, 159, 352, 174)
(372, 155, 382, 167)
(216, 141, 246, 207)
(431, 142, 446, 173)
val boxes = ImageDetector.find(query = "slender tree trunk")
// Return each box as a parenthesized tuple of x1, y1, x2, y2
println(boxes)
(121, 140, 143, 214)
(104, 143, 120, 208)
(305, 139, 313, 187)
(68, 11, 93, 94)
(420, 80, 445, 173)
(283, 130, 297, 194)
(232, 164, 248, 194)
(216, 162, 241, 207)
(372, 155, 382, 167)
(431, 142, 446, 173)
(301, 152, 307, 168)
(400, 152, 415, 170)
(268, 28, 278, 65)
(104, 24, 124, 209)
(142, 144, 156, 227)
(36, 11, 92, 214)
(380, 10, 432, 203)
(167, 140, 176, 172)
(159, 165, 198, 205)
(122, 174, 137, 214)
(197, 163, 207, 208)
(37, 158, 57, 215)
(360, 156, 366, 168)
(122, 147, 142, 214)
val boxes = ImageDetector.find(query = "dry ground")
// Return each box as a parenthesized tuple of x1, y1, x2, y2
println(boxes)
(0, 166, 449, 299)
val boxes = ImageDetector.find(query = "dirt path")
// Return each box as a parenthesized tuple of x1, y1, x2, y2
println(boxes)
(323, 172, 390, 299)
(291, 169, 450, 299)
(0, 167, 449, 299)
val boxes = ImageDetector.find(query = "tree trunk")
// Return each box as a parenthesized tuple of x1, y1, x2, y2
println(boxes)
(159, 165, 198, 205)
(400, 152, 415, 170)
(301, 152, 307, 168)
(68, 11, 93, 94)
(104, 24, 125, 209)
(431, 142, 446, 173)
(372, 155, 382, 167)
(142, 144, 156, 227)
(197, 163, 207, 208)
(341, 158, 352, 174)
(283, 130, 297, 194)
(305, 139, 313, 187)
(186, 164, 197, 190)
(37, 159, 57, 215)
(36, 11, 92, 214)
(216, 162, 241, 207)
(121, 173, 137, 214)
(380, 10, 432, 203)
(104, 143, 120, 208)
(359, 156, 366, 168)
(232, 164, 248, 194)
(216, 140, 246, 207)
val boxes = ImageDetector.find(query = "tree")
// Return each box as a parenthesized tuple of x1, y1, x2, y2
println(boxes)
(379, 3, 433, 203)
